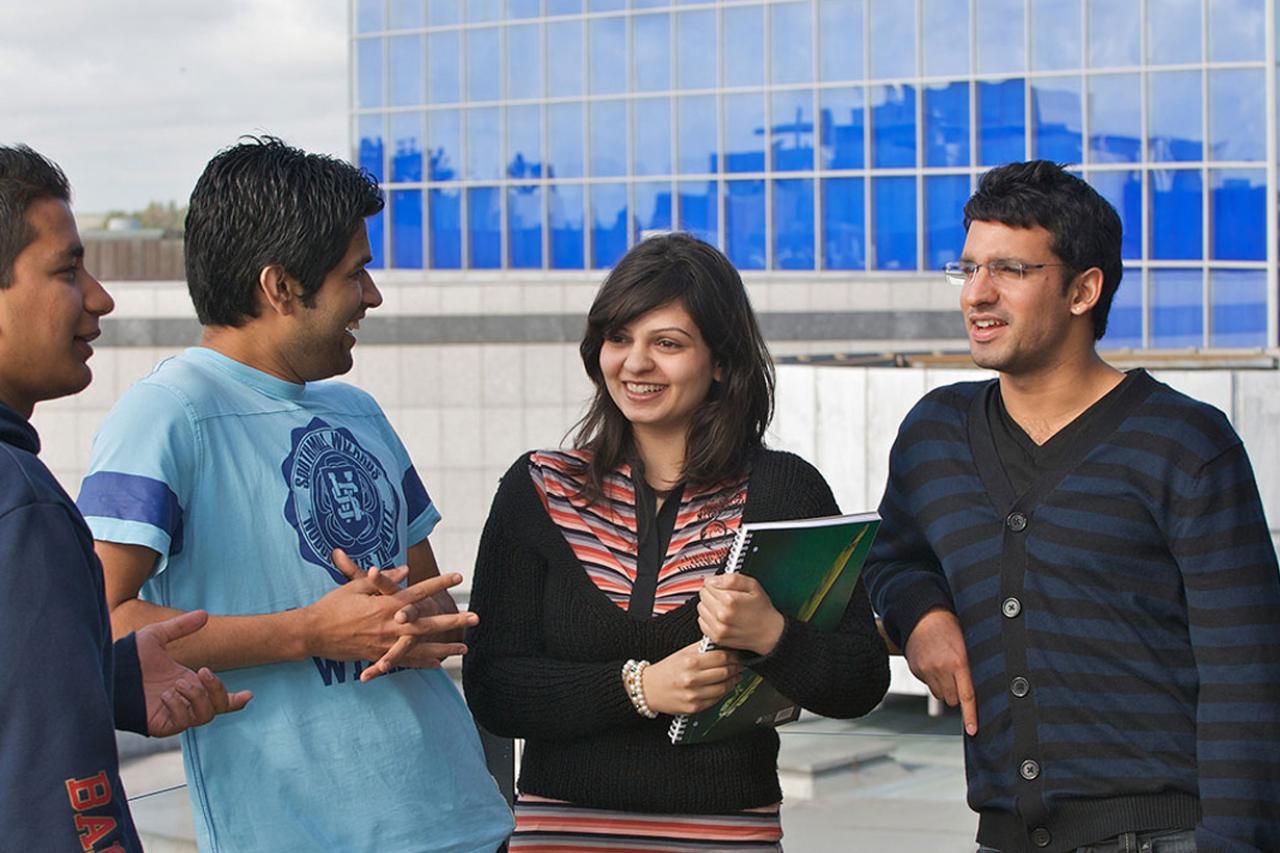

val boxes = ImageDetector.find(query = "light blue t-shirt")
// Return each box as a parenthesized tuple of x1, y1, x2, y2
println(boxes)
(80, 347, 512, 853)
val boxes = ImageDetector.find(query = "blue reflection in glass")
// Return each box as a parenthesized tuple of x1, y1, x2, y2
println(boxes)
(467, 108, 501, 180)
(724, 6, 765, 86)
(677, 95, 717, 173)
(590, 17, 627, 95)
(677, 11, 716, 89)
(1148, 71, 1202, 162)
(724, 93, 767, 173)
(1089, 0, 1140, 67)
(547, 0, 581, 14)
(1211, 170, 1266, 261)
(507, 104, 543, 179)
(508, 185, 542, 268)
(591, 183, 629, 268)
(468, 186, 501, 268)
(390, 112, 425, 182)
(633, 182, 674, 242)
(1210, 0, 1265, 61)
(1031, 77, 1082, 162)
(1211, 269, 1267, 347)
(507, 0, 539, 18)
(1090, 170, 1142, 259)
(550, 184, 585, 268)
(1209, 70, 1266, 162)
(548, 22, 584, 97)
(678, 181, 719, 246)
(590, 100, 627, 177)
(772, 3, 813, 84)
(358, 0, 385, 33)
(591, 0, 625, 11)
(772, 179, 815, 269)
(976, 0, 1025, 74)
(428, 110, 460, 180)
(392, 0, 427, 27)
(869, 0, 914, 79)
(820, 0, 863, 81)
(635, 14, 671, 92)
(871, 84, 915, 168)
(924, 82, 969, 167)
(1147, 0, 1200, 64)
(820, 88, 864, 169)
(368, 206, 385, 268)
(390, 36, 425, 107)
(634, 98, 673, 176)
(428, 32, 460, 104)
(358, 39, 384, 108)
(873, 177, 916, 270)
(507, 24, 543, 101)
(358, 115, 385, 182)
(1151, 268, 1202, 348)
(548, 102, 585, 178)
(1150, 169, 1202, 260)
(391, 190, 424, 268)
(925, 175, 968, 269)
(1103, 267, 1142, 348)
(633, 0, 666, 10)
(978, 79, 1025, 166)
(822, 177, 865, 269)
(923, 0, 969, 76)
(467, 28, 500, 101)
(725, 181, 766, 270)
(1088, 74, 1141, 163)
(429, 0, 461, 25)
(429, 188, 462, 268)
(772, 90, 815, 172)
(468, 0, 500, 22)
(1031, 0, 1081, 70)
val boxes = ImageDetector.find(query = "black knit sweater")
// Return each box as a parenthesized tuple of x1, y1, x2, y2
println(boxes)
(463, 448, 890, 813)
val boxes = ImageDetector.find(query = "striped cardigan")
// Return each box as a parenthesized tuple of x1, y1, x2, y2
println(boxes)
(864, 371, 1280, 853)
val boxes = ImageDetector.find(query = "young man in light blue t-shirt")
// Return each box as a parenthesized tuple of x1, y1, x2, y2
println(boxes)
(79, 138, 513, 852)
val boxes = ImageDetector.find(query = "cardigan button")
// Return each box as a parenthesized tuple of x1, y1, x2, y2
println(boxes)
(1010, 676, 1030, 698)
(1020, 759, 1040, 780)
(1031, 827, 1051, 847)
(1002, 597, 1022, 618)
(1006, 511, 1028, 532)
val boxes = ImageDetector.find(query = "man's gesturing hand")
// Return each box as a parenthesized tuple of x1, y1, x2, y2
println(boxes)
(136, 610, 253, 737)
(903, 608, 978, 736)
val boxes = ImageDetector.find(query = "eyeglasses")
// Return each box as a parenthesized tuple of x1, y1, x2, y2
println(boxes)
(943, 260, 1072, 287)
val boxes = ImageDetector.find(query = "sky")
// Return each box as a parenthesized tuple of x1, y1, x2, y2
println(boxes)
(0, 0, 349, 213)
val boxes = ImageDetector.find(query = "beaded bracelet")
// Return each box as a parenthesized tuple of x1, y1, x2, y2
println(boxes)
(622, 658, 659, 719)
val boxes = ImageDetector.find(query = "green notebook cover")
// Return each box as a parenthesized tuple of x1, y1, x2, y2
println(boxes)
(668, 511, 880, 746)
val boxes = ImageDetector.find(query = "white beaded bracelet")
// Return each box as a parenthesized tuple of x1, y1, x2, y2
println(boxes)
(622, 658, 659, 719)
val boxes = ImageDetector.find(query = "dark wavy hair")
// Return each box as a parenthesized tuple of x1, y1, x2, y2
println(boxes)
(184, 135, 383, 326)
(0, 145, 71, 287)
(964, 160, 1124, 340)
(573, 232, 774, 500)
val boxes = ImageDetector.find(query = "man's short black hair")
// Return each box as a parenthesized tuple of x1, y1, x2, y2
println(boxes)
(184, 136, 384, 326)
(964, 160, 1124, 340)
(0, 145, 71, 288)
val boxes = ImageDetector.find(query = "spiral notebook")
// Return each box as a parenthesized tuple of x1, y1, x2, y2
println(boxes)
(668, 511, 880, 746)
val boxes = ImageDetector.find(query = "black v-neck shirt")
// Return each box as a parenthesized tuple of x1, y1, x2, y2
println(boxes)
(630, 476, 684, 617)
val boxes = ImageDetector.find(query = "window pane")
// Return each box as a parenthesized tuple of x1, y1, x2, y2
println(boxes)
(771, 89, 815, 172)
(591, 0, 625, 11)
(868, 0, 915, 79)
(590, 17, 627, 95)
(1090, 170, 1142, 259)
(390, 35, 425, 106)
(772, 179, 815, 269)
(678, 180, 719, 246)
(590, 100, 627, 176)
(1147, 71, 1202, 163)
(724, 6, 765, 87)
(633, 0, 667, 11)
(725, 180, 766, 270)
(392, 0, 427, 27)
(550, 184, 585, 268)
(925, 175, 968, 270)
(507, 104, 543, 179)
(922, 0, 969, 76)
(872, 176, 916, 270)
(976, 0, 1025, 74)
(635, 14, 671, 92)
(822, 177, 866, 269)
(591, 183, 629, 268)
(358, 114, 385, 182)
(1031, 77, 1082, 162)
(507, 24, 543, 101)
(429, 187, 462, 268)
(428, 109, 461, 180)
(678, 95, 718, 174)
(820, 0, 864, 82)
(507, 0, 539, 17)
(820, 88, 865, 169)
(390, 112, 425, 182)
(1211, 269, 1267, 347)
(677, 11, 717, 89)
(724, 93, 767, 173)
(1147, 0, 1200, 64)
(429, 0, 461, 25)
(467, 28, 500, 101)
(978, 79, 1025, 166)
(1102, 267, 1142, 348)
(924, 82, 969, 167)
(548, 104, 584, 177)
(507, 185, 542, 268)
(468, 186, 502, 268)
(772, 3, 813, 85)
(467, 0, 500, 21)
(391, 190, 424, 268)
(1150, 268, 1202, 348)
(358, 0, 385, 33)
(1031, 0, 1081, 70)
(368, 207, 385, 268)
(1088, 0, 1140, 67)
(871, 84, 916, 168)
(1209, 69, 1266, 162)
(634, 98, 673, 176)
(357, 39, 384, 108)
(466, 107, 501, 179)
(1211, 169, 1266, 261)
(1149, 169, 1203, 260)
(1088, 74, 1141, 163)
(547, 0, 580, 14)
(428, 32, 460, 104)
(634, 181, 674, 242)
(1210, 0, 1265, 62)
(548, 21, 584, 97)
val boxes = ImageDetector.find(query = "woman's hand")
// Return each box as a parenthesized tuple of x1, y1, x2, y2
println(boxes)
(641, 641, 743, 715)
(697, 573, 785, 656)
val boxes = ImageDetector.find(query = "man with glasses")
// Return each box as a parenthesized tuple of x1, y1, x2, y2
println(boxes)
(864, 160, 1280, 852)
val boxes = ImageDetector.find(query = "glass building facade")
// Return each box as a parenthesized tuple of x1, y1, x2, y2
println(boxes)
(352, 0, 1277, 349)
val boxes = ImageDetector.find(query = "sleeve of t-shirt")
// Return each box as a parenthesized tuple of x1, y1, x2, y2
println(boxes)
(373, 411, 440, 546)
(78, 381, 196, 578)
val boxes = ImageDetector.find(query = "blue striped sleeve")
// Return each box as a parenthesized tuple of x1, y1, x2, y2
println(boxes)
(403, 465, 441, 543)
(77, 471, 184, 556)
